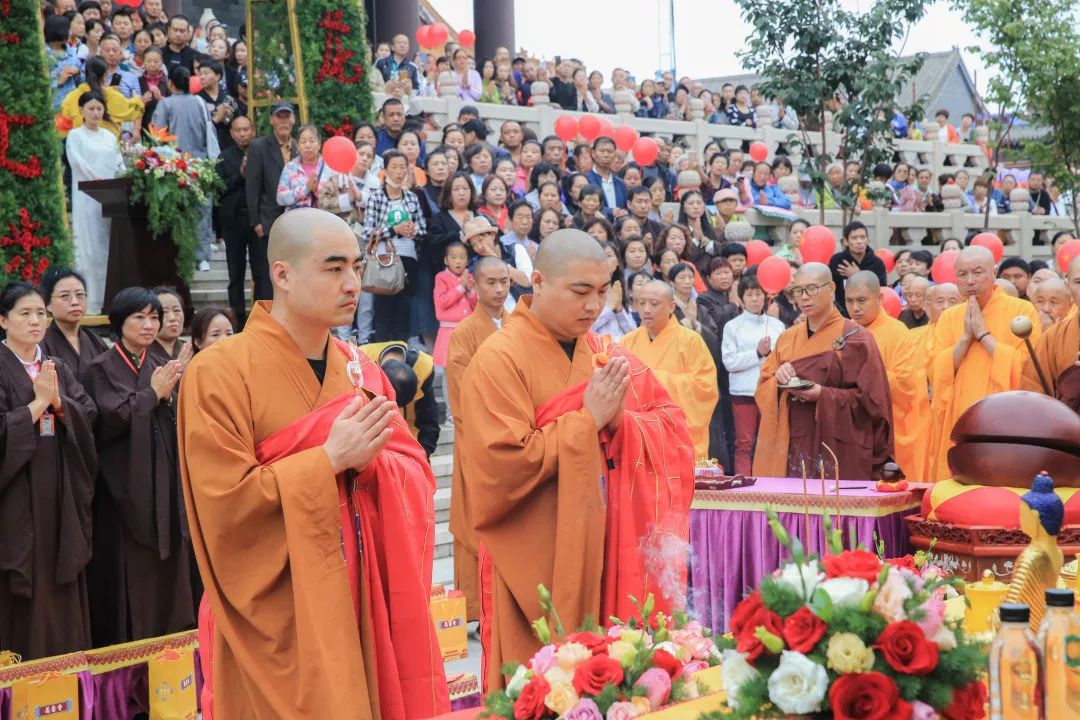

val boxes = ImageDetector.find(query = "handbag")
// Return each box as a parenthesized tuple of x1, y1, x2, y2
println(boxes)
(362, 238, 405, 295)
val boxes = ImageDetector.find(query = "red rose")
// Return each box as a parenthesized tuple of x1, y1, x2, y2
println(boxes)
(177, 177, 187, 187)
(782, 606, 828, 653)
(876, 621, 939, 676)
(943, 680, 988, 720)
(135, 159, 146, 170)
(829, 671, 913, 720)
(887, 555, 918, 573)
(176, 158, 187, 170)
(566, 631, 613, 655)
(650, 648, 682, 679)
(731, 591, 785, 661)
(572, 654, 624, 696)
(824, 550, 884, 583)
(512, 675, 550, 720)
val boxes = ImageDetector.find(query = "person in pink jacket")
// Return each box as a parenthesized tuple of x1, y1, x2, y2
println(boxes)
(433, 241, 478, 367)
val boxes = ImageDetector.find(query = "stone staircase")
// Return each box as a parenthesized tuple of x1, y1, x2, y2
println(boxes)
(188, 245, 250, 311)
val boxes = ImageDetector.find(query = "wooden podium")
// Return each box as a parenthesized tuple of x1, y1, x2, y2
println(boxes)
(78, 177, 192, 313)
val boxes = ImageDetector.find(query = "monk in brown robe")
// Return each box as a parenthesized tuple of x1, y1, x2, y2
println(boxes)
(1030, 277, 1074, 330)
(753, 262, 893, 480)
(178, 209, 448, 719)
(0, 283, 97, 659)
(459, 230, 695, 690)
(446, 256, 511, 622)
(1022, 256, 1080, 412)
(82, 287, 193, 646)
(39, 269, 109, 379)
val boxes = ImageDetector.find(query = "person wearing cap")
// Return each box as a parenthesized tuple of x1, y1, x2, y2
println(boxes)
(359, 342, 440, 457)
(460, 216, 530, 312)
(245, 101, 298, 241)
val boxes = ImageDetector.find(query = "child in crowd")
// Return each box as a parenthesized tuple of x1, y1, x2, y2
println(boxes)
(432, 241, 478, 370)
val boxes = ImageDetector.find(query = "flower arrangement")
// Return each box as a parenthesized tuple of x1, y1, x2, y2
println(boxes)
(482, 587, 722, 719)
(121, 126, 222, 282)
(703, 510, 987, 720)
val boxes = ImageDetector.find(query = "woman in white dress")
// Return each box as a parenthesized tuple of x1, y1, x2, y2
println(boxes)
(65, 91, 125, 314)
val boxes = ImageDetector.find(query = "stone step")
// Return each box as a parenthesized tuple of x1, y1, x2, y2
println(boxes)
(434, 486, 451, 524)
(432, 555, 455, 589)
(434, 520, 453, 560)
(433, 424, 455, 457)
(431, 454, 453, 489)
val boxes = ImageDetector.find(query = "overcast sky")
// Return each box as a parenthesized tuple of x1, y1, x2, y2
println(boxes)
(434, 0, 991, 91)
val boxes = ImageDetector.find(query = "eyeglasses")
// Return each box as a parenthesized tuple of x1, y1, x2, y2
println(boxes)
(789, 282, 830, 299)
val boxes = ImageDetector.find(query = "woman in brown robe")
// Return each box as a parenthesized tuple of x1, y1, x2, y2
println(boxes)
(39, 268, 109, 380)
(0, 282, 97, 659)
(83, 287, 193, 645)
(148, 286, 191, 366)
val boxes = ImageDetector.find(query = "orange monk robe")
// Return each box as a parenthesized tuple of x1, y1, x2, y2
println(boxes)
(864, 314, 929, 483)
(177, 303, 448, 719)
(621, 320, 719, 459)
(459, 298, 694, 690)
(445, 307, 499, 622)
(1021, 310, 1080, 412)
(753, 308, 893, 480)
(927, 287, 1041, 482)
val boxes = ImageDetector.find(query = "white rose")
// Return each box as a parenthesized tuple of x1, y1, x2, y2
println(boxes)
(776, 561, 825, 600)
(556, 642, 592, 670)
(720, 649, 759, 709)
(543, 666, 573, 686)
(767, 651, 829, 715)
(932, 624, 958, 651)
(506, 665, 531, 699)
(819, 577, 870, 607)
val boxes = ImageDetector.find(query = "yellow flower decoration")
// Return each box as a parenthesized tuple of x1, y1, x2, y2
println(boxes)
(826, 632, 875, 674)
(544, 681, 579, 715)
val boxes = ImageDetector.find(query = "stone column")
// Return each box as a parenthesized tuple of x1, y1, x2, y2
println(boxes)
(370, 0, 418, 52)
(473, 0, 515, 62)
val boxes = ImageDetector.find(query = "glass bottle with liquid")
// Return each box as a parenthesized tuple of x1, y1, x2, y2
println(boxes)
(990, 603, 1043, 720)
(1037, 588, 1080, 715)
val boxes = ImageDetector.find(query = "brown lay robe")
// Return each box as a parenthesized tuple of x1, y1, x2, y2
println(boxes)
(0, 348, 97, 659)
(1022, 310, 1080, 413)
(149, 338, 188, 364)
(40, 322, 110, 380)
(83, 343, 194, 646)
(445, 307, 500, 622)
(753, 308, 894, 480)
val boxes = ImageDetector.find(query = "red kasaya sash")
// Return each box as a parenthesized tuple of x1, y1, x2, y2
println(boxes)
(535, 333, 696, 622)
(198, 343, 449, 720)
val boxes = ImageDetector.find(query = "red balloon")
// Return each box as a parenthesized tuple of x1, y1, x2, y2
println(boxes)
(800, 225, 835, 264)
(429, 23, 449, 47)
(745, 239, 772, 267)
(875, 248, 895, 274)
(631, 137, 658, 166)
(322, 135, 358, 174)
(596, 117, 615, 139)
(416, 24, 432, 48)
(458, 29, 475, 47)
(1056, 239, 1080, 273)
(932, 250, 959, 284)
(749, 141, 769, 163)
(613, 125, 639, 152)
(971, 232, 1004, 263)
(554, 115, 579, 142)
(578, 115, 602, 142)
(187, 74, 202, 94)
(880, 287, 902, 319)
(757, 255, 792, 295)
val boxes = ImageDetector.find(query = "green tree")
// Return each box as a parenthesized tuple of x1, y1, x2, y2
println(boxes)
(951, 0, 1080, 233)
(734, 0, 929, 225)
(0, 1, 70, 285)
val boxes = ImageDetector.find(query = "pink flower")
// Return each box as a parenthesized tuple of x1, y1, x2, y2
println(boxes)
(565, 699, 603, 720)
(530, 644, 557, 675)
(916, 597, 946, 640)
(605, 701, 641, 720)
(912, 699, 939, 720)
(635, 668, 673, 709)
(670, 622, 714, 661)
(681, 660, 708, 675)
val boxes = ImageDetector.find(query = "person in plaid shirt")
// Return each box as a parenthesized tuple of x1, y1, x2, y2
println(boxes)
(361, 149, 427, 342)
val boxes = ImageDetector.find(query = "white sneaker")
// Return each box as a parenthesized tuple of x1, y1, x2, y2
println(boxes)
(198, 260, 211, 272)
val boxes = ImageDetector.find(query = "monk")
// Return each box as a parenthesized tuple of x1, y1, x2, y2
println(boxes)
(178, 209, 448, 719)
(753, 262, 893, 480)
(446, 256, 511, 622)
(1030, 276, 1074, 330)
(1022, 255, 1080, 412)
(458, 229, 694, 690)
(845, 272, 928, 483)
(927, 246, 1041, 481)
(622, 280, 719, 459)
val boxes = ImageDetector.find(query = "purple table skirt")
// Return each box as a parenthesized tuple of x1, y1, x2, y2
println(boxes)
(0, 650, 202, 720)
(689, 496, 914, 633)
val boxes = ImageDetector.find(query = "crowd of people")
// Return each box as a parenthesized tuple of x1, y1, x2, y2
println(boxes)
(13, 0, 1080, 684)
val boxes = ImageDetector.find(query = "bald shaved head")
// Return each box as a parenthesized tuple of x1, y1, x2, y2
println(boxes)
(1031, 276, 1073, 324)
(791, 262, 836, 326)
(794, 262, 832, 285)
(636, 280, 676, 335)
(844, 271, 882, 326)
(958, 245, 995, 266)
(474, 256, 508, 278)
(642, 279, 675, 300)
(533, 229, 608, 277)
(266, 208, 363, 333)
(530, 228, 613, 341)
(846, 270, 881, 293)
(1030, 268, 1059, 290)
(927, 282, 961, 323)
(955, 246, 996, 301)
(995, 278, 1019, 297)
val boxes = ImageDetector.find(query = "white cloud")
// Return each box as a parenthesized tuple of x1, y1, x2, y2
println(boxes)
(431, 0, 991, 91)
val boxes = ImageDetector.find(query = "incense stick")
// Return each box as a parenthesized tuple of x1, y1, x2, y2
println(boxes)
(822, 444, 841, 531)
(800, 459, 810, 548)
